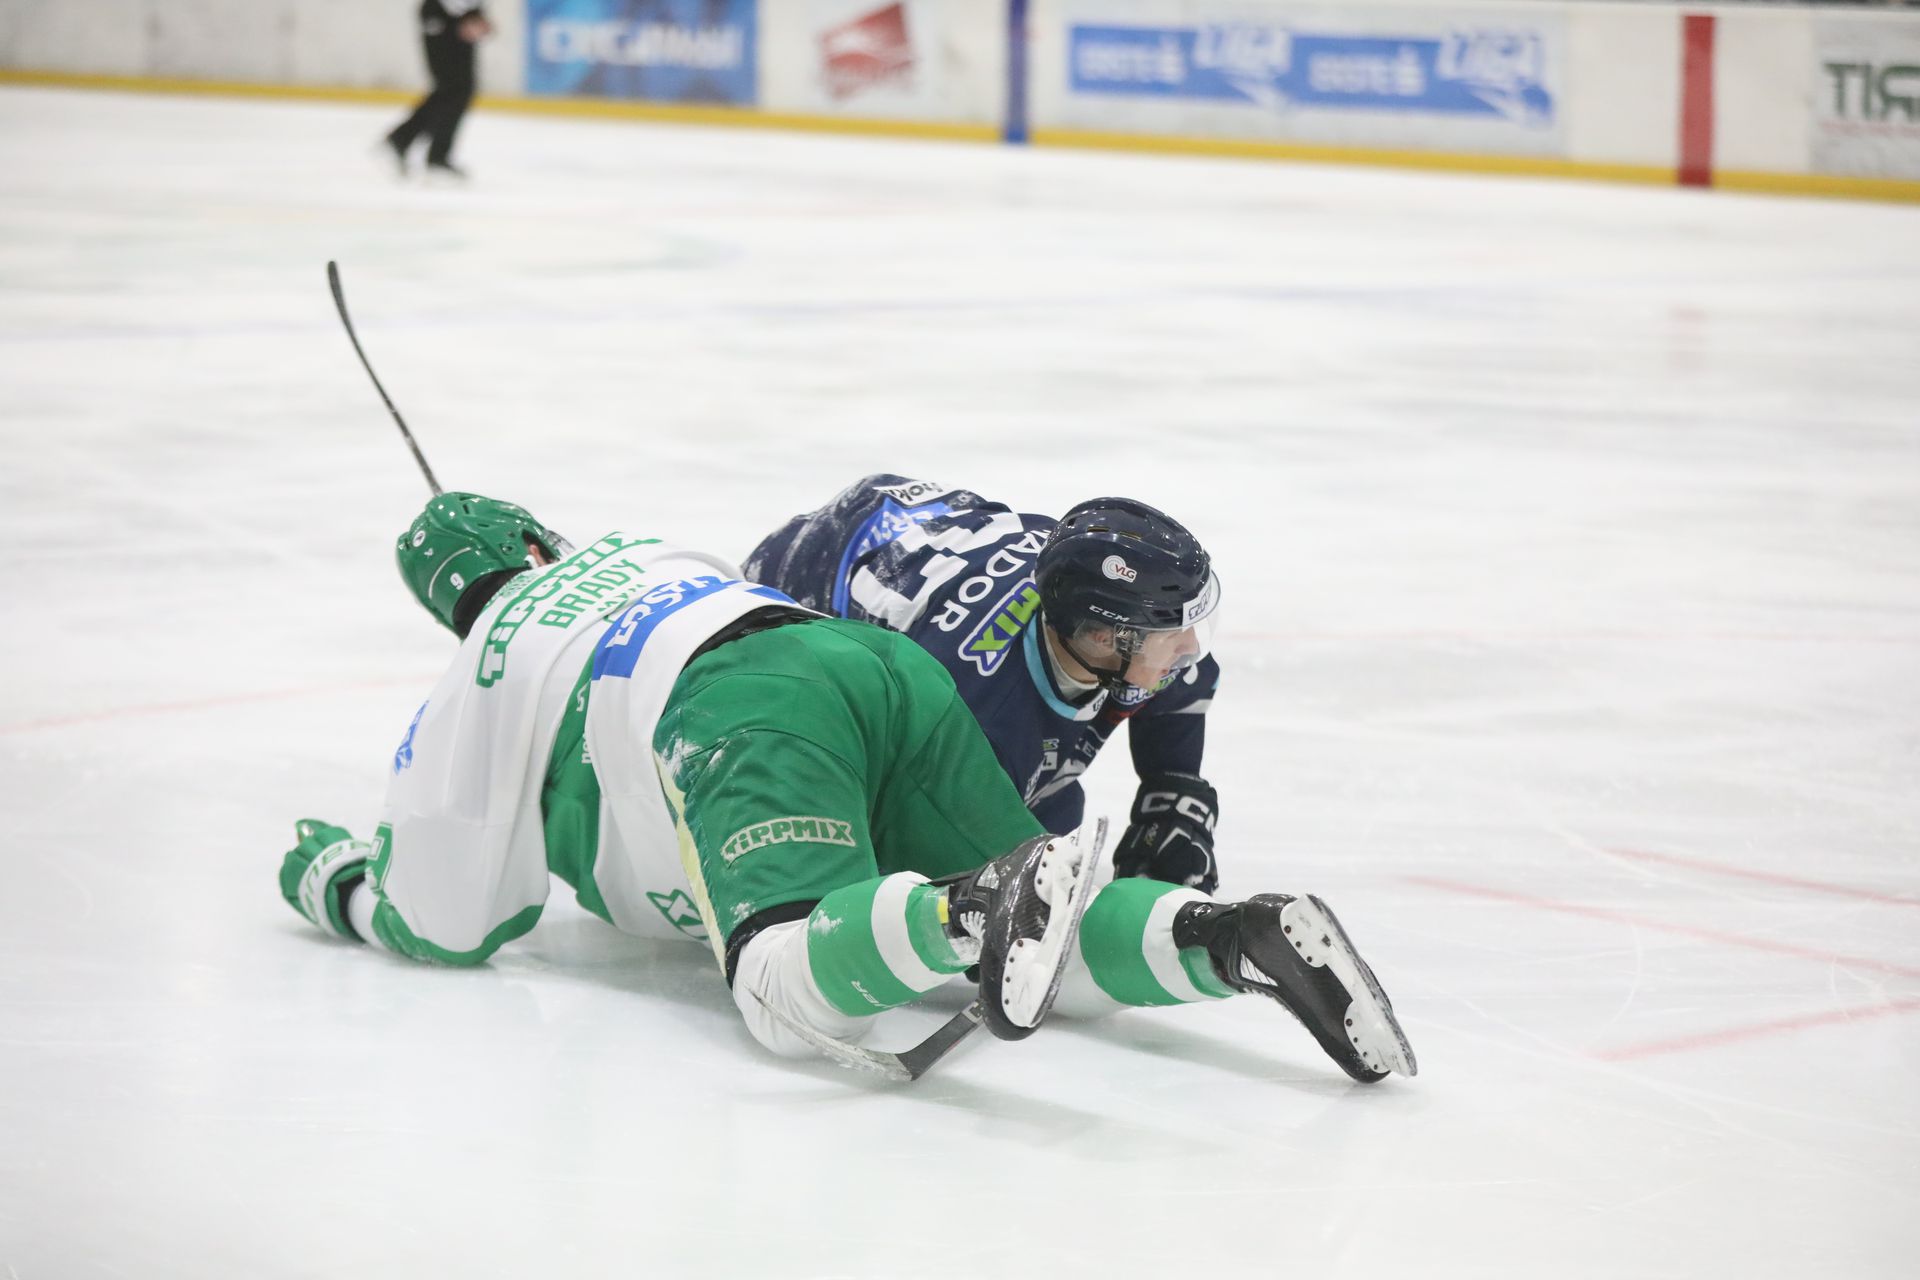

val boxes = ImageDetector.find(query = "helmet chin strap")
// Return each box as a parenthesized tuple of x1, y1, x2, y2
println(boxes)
(1053, 627, 1140, 699)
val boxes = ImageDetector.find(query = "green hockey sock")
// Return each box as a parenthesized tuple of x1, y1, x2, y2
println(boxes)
(806, 873, 971, 1018)
(1078, 878, 1237, 1007)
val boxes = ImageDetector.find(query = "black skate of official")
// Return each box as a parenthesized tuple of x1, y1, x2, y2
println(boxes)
(1174, 893, 1417, 1081)
(946, 820, 1104, 1041)
(377, 134, 409, 177)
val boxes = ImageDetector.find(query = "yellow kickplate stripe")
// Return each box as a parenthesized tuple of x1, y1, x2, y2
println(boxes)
(4, 69, 1915, 204)
(0, 69, 996, 142)
(1712, 168, 1920, 205)
(0, 68, 414, 106)
(498, 93, 998, 142)
(1030, 125, 1674, 187)
(1034, 126, 1920, 205)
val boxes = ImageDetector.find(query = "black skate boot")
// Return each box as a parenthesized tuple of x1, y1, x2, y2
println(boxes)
(1173, 894, 1417, 1082)
(945, 820, 1106, 1041)
(377, 133, 409, 177)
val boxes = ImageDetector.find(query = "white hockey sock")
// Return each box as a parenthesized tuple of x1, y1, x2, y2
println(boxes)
(732, 920, 870, 1059)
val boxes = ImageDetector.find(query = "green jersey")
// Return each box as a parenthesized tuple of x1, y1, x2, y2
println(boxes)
(363, 533, 793, 962)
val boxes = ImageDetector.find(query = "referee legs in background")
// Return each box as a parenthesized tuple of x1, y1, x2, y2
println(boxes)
(384, 3, 491, 179)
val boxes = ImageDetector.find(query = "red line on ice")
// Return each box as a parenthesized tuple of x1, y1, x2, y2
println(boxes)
(1593, 997, 1920, 1062)
(1606, 846, 1920, 909)
(1403, 875, 1920, 980)
(1232, 629, 1920, 645)
(0, 678, 432, 735)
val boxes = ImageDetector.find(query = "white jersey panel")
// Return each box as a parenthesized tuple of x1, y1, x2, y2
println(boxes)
(584, 571, 815, 939)
(374, 532, 791, 954)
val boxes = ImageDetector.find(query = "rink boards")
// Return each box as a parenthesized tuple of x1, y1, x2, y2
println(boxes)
(1, 0, 1917, 201)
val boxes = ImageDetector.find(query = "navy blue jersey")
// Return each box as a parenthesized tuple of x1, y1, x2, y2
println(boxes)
(743, 474, 1218, 835)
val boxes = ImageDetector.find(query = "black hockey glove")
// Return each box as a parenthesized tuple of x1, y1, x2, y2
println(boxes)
(1113, 773, 1219, 895)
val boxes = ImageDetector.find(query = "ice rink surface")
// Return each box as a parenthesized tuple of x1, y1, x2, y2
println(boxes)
(1, 84, 1917, 1278)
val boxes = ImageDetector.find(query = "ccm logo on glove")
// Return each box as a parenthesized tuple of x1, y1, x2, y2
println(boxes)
(1115, 774, 1220, 895)
(1140, 788, 1216, 832)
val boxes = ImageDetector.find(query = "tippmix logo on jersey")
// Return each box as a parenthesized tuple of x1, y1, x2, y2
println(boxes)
(821, 2, 914, 100)
(959, 579, 1042, 676)
(722, 816, 857, 861)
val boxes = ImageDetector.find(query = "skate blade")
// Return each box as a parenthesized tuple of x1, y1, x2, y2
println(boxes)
(1000, 817, 1107, 1029)
(1279, 895, 1418, 1078)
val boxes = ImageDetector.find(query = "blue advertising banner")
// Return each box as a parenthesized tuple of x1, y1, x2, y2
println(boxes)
(1069, 22, 1552, 127)
(528, 0, 758, 105)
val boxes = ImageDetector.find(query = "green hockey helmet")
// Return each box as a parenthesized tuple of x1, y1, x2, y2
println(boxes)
(396, 492, 569, 634)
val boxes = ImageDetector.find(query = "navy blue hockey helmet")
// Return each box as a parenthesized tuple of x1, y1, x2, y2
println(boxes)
(1035, 498, 1221, 689)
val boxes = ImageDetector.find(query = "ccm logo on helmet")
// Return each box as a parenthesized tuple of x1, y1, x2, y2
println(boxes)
(1102, 555, 1137, 582)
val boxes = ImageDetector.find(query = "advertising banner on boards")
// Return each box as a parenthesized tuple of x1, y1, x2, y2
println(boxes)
(820, 2, 916, 101)
(756, 0, 1002, 124)
(527, 0, 757, 105)
(1813, 17, 1920, 180)
(1050, 1, 1565, 156)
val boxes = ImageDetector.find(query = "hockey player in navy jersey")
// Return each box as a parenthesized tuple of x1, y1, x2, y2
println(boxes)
(276, 492, 1416, 1083)
(744, 476, 1226, 894)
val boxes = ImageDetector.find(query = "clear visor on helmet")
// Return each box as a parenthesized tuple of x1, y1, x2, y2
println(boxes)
(1112, 570, 1222, 690)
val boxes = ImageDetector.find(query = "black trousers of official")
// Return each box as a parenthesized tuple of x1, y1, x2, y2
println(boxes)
(389, 35, 475, 165)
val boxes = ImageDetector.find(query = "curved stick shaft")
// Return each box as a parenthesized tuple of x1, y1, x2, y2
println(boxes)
(326, 260, 444, 496)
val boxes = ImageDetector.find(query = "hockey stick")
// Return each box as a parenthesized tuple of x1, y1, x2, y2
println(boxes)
(752, 993, 986, 1083)
(326, 260, 444, 496)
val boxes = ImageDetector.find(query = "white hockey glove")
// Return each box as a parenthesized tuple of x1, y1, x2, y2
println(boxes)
(278, 818, 372, 942)
(1113, 773, 1219, 895)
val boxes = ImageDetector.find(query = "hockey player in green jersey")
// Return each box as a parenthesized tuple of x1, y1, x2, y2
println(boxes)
(278, 493, 1416, 1080)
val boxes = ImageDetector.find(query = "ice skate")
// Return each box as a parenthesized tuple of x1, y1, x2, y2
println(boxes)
(946, 819, 1105, 1041)
(1173, 893, 1417, 1081)
(376, 134, 409, 178)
